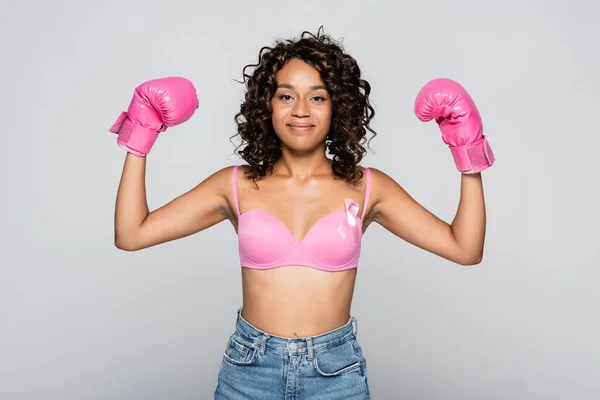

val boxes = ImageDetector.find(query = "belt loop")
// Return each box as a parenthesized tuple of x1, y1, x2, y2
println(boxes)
(307, 337, 314, 361)
(259, 333, 268, 356)
(352, 317, 357, 336)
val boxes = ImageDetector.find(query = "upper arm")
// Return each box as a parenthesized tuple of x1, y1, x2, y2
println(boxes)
(121, 166, 235, 251)
(368, 168, 467, 265)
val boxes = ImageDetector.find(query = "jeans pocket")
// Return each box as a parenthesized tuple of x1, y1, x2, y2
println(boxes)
(222, 335, 258, 366)
(312, 340, 363, 377)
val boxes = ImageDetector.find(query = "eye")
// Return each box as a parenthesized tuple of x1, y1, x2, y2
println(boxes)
(312, 96, 327, 102)
(278, 94, 293, 101)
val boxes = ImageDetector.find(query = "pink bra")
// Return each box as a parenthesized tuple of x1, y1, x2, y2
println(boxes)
(232, 166, 371, 272)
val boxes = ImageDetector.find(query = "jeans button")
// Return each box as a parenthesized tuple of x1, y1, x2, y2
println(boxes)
(289, 342, 297, 351)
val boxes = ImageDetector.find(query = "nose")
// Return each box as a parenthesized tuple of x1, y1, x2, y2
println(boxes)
(292, 99, 310, 118)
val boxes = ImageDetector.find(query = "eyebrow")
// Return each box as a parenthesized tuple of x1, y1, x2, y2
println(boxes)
(277, 84, 327, 91)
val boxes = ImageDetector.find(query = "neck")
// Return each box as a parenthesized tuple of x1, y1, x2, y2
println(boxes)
(275, 145, 331, 179)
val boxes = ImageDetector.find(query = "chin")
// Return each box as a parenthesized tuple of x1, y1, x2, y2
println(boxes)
(282, 140, 326, 154)
(275, 127, 322, 147)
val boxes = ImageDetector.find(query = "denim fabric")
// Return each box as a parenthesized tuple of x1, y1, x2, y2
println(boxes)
(214, 308, 370, 399)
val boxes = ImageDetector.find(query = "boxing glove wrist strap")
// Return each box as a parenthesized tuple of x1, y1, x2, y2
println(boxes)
(449, 137, 495, 174)
(109, 112, 160, 157)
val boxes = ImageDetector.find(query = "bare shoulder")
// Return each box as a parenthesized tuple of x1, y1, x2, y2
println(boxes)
(195, 165, 238, 190)
(364, 166, 397, 182)
(364, 166, 403, 195)
(362, 167, 407, 216)
(183, 165, 241, 219)
(211, 164, 253, 216)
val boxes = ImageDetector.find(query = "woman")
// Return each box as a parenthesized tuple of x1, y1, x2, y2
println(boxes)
(109, 28, 493, 400)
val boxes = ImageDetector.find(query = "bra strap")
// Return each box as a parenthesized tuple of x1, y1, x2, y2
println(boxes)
(231, 166, 240, 217)
(361, 167, 371, 220)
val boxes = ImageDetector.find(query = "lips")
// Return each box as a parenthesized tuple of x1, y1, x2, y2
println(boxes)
(288, 123, 314, 127)
(287, 123, 315, 133)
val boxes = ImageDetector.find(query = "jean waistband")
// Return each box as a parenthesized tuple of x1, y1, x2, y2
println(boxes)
(233, 308, 358, 357)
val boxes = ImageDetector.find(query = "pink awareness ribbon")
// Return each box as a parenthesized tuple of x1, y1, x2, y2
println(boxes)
(337, 198, 360, 242)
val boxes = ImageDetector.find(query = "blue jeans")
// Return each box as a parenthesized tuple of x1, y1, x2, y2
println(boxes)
(214, 308, 371, 399)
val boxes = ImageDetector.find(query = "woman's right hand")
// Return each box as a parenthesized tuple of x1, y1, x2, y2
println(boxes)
(109, 77, 199, 157)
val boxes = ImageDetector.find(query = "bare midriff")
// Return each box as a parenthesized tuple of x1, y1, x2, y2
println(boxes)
(240, 265, 357, 338)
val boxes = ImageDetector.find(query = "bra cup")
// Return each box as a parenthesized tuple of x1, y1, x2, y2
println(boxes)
(302, 215, 363, 269)
(238, 211, 295, 266)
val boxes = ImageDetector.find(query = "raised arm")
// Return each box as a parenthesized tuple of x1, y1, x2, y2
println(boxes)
(368, 78, 494, 266)
(109, 76, 233, 251)
(114, 158, 233, 251)
(369, 168, 485, 266)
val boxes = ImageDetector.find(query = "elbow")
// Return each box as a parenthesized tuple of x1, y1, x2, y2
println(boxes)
(114, 240, 137, 252)
(460, 258, 482, 266)
(458, 252, 484, 266)
(114, 234, 141, 252)
(115, 242, 138, 252)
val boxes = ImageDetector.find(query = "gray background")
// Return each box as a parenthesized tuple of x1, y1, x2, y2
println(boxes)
(2, 0, 598, 398)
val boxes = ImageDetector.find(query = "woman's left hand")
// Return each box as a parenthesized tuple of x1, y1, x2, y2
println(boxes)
(414, 78, 495, 174)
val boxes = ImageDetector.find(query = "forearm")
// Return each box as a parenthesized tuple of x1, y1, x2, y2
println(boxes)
(114, 154, 150, 248)
(450, 173, 486, 264)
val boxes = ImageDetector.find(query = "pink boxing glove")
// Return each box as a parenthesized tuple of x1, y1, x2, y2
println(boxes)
(109, 77, 199, 157)
(414, 78, 495, 173)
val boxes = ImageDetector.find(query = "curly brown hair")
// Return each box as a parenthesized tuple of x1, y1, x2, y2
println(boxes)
(231, 27, 377, 184)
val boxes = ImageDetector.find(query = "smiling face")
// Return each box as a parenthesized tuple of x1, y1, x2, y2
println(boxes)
(270, 58, 333, 154)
